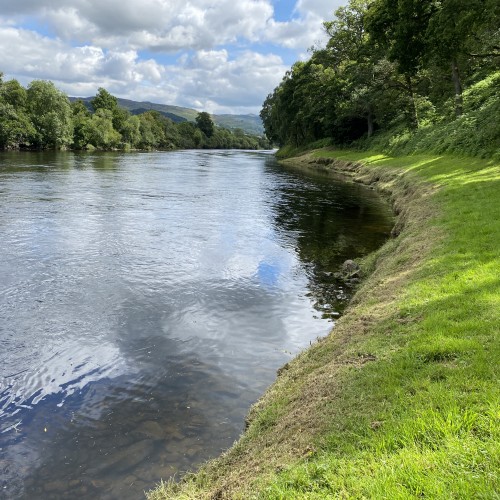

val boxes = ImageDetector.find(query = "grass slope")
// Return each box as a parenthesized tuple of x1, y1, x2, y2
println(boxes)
(357, 72, 500, 162)
(148, 149, 500, 499)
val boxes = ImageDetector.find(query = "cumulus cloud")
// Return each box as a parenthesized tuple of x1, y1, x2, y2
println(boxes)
(264, 0, 345, 50)
(2, 0, 274, 51)
(0, 0, 345, 52)
(0, 0, 348, 113)
(0, 26, 286, 113)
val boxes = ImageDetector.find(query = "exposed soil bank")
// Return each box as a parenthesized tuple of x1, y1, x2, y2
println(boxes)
(148, 149, 500, 499)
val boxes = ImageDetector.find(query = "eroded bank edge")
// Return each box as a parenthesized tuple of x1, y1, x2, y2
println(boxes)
(147, 149, 443, 499)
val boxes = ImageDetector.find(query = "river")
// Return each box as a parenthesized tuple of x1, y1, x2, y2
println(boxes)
(0, 150, 393, 499)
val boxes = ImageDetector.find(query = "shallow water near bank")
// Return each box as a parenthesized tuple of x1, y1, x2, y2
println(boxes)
(0, 150, 393, 499)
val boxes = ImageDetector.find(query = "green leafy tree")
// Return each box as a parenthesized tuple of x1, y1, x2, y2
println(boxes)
(162, 117, 180, 149)
(365, 0, 434, 126)
(0, 79, 28, 109)
(138, 111, 166, 149)
(90, 87, 132, 135)
(91, 87, 118, 113)
(195, 111, 215, 138)
(424, 0, 498, 116)
(86, 108, 121, 149)
(366, 0, 499, 117)
(26, 80, 73, 149)
(120, 115, 141, 147)
(71, 99, 92, 149)
(112, 106, 131, 135)
(0, 103, 35, 149)
(176, 122, 198, 148)
(0, 77, 34, 148)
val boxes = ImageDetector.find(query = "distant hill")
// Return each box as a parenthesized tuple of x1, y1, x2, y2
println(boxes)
(69, 97, 264, 135)
(213, 114, 264, 136)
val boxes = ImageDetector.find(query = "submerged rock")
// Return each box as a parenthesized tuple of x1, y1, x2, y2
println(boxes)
(341, 260, 361, 278)
(136, 420, 166, 440)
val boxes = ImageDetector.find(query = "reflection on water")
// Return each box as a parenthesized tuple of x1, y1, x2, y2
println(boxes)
(0, 150, 393, 499)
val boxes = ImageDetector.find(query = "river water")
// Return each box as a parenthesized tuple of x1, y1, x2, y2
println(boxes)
(0, 150, 393, 499)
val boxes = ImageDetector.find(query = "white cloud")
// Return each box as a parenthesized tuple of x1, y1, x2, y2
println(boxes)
(295, 0, 343, 19)
(264, 0, 346, 50)
(0, 0, 349, 113)
(0, 26, 286, 114)
(0, 0, 342, 52)
(4, 0, 274, 52)
(172, 50, 287, 112)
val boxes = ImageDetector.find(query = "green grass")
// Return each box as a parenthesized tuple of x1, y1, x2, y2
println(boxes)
(147, 150, 500, 499)
(355, 72, 500, 162)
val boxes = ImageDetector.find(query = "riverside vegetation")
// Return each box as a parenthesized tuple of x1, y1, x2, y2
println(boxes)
(149, 0, 499, 498)
(0, 79, 270, 151)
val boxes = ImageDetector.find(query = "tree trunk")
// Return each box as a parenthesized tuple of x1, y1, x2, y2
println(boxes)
(451, 59, 463, 117)
(405, 74, 419, 129)
(367, 110, 374, 138)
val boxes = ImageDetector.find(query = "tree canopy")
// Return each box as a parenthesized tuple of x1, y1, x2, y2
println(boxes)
(195, 111, 215, 138)
(0, 81, 271, 151)
(261, 0, 499, 147)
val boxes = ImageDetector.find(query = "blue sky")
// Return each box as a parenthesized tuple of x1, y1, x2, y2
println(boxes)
(0, 0, 346, 114)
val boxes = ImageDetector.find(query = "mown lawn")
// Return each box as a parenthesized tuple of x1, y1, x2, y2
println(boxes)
(148, 150, 499, 499)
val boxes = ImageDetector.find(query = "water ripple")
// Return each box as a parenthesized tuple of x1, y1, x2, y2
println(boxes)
(0, 150, 393, 499)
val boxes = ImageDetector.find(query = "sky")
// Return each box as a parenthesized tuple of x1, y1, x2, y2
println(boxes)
(0, 0, 346, 114)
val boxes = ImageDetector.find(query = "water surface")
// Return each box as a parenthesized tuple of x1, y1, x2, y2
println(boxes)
(0, 150, 393, 499)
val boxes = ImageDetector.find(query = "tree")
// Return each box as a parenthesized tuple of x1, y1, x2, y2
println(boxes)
(120, 115, 141, 147)
(424, 0, 496, 116)
(86, 108, 121, 149)
(71, 99, 92, 149)
(195, 112, 215, 138)
(0, 79, 28, 109)
(91, 87, 118, 113)
(26, 80, 73, 149)
(138, 111, 166, 149)
(324, 0, 392, 138)
(366, 0, 499, 118)
(365, 0, 435, 126)
(0, 103, 35, 149)
(177, 122, 198, 148)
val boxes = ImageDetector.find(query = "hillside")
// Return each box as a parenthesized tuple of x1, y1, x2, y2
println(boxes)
(69, 96, 264, 135)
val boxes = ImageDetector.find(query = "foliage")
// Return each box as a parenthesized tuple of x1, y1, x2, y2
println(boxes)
(0, 79, 269, 151)
(195, 111, 215, 138)
(91, 87, 118, 113)
(0, 103, 35, 149)
(356, 71, 500, 160)
(261, 0, 500, 154)
(26, 80, 74, 149)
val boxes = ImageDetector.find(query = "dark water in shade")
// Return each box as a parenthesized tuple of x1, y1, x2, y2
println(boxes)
(0, 150, 393, 499)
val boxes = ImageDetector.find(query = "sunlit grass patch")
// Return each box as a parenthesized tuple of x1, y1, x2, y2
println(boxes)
(147, 150, 500, 499)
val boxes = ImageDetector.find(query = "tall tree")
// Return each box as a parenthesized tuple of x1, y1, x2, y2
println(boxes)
(0, 79, 28, 110)
(425, 0, 496, 116)
(0, 103, 35, 149)
(195, 112, 215, 138)
(91, 87, 118, 113)
(86, 108, 121, 149)
(26, 80, 73, 149)
(71, 99, 92, 149)
(365, 0, 434, 126)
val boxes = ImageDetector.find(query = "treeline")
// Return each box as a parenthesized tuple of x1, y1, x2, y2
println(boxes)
(261, 0, 500, 151)
(0, 76, 270, 151)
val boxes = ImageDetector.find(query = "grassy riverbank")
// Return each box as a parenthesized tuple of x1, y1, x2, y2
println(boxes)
(148, 148, 500, 499)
